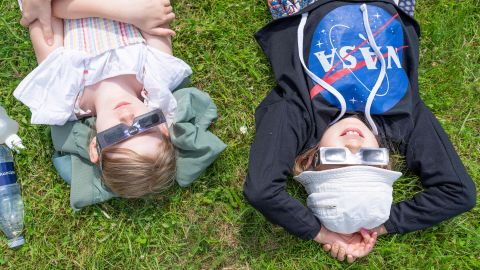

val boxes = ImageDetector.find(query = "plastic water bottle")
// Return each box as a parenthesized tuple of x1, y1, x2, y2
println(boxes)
(0, 145, 25, 248)
(0, 106, 24, 151)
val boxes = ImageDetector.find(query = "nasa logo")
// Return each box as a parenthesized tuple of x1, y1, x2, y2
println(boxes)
(308, 5, 409, 114)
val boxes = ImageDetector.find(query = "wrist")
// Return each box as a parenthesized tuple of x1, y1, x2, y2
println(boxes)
(313, 225, 327, 244)
(372, 224, 388, 236)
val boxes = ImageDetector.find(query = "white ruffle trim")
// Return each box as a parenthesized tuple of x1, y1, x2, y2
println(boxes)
(14, 43, 192, 126)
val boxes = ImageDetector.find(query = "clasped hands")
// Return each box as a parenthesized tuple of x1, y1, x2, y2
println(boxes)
(314, 225, 385, 263)
(19, 0, 176, 45)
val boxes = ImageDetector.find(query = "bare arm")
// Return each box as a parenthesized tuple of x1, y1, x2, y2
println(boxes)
(141, 30, 172, 55)
(20, 0, 54, 45)
(51, 0, 175, 36)
(29, 16, 63, 63)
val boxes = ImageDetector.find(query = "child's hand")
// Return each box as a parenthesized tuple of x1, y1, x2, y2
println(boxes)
(315, 226, 377, 263)
(20, 0, 54, 45)
(120, 0, 175, 36)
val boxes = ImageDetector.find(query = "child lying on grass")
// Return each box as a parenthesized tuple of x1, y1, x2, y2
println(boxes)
(15, 0, 225, 202)
(244, 0, 476, 263)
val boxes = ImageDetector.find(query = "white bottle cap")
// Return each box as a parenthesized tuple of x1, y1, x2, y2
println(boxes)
(5, 134, 25, 151)
(8, 235, 25, 248)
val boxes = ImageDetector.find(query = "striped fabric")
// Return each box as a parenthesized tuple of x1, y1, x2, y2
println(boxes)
(64, 18, 145, 55)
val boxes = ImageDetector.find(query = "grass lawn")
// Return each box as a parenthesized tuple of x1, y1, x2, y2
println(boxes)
(0, 0, 479, 268)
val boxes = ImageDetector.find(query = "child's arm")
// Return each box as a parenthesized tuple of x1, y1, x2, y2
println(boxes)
(19, 0, 54, 45)
(51, 0, 175, 36)
(29, 16, 63, 63)
(386, 103, 476, 234)
(141, 30, 172, 55)
(244, 88, 320, 241)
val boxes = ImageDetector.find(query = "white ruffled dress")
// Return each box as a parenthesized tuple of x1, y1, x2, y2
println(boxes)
(14, 18, 192, 126)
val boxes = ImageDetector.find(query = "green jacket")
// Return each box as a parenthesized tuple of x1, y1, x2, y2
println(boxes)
(51, 87, 226, 211)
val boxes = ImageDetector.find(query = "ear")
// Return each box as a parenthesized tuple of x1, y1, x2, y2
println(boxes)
(89, 136, 100, 164)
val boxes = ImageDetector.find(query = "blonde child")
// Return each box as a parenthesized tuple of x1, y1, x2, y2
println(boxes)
(15, 0, 191, 197)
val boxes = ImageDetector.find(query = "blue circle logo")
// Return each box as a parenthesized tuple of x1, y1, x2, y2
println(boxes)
(308, 5, 409, 114)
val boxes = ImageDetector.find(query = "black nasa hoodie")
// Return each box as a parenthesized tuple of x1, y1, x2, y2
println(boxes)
(244, 0, 476, 240)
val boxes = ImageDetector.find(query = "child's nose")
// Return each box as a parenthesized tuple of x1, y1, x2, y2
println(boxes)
(345, 143, 361, 154)
(119, 112, 135, 125)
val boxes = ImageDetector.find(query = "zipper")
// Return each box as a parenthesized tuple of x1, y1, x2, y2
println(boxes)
(314, 205, 337, 209)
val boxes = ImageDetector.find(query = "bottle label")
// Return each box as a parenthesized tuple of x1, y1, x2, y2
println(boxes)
(0, 162, 17, 186)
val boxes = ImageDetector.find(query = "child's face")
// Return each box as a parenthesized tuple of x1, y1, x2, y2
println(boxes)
(92, 94, 169, 161)
(317, 117, 379, 170)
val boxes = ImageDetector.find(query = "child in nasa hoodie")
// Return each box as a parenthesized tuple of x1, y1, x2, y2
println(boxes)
(244, 0, 476, 259)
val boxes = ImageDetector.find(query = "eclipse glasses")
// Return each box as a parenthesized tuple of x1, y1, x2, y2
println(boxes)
(313, 147, 390, 167)
(96, 109, 166, 152)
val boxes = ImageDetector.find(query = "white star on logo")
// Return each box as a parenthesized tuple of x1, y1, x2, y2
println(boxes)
(316, 41, 323, 48)
(374, 13, 381, 19)
(349, 97, 357, 104)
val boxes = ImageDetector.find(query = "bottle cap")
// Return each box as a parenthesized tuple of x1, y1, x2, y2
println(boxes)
(8, 235, 25, 248)
(5, 134, 25, 152)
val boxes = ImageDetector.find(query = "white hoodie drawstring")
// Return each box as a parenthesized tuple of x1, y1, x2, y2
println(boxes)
(298, 12, 347, 125)
(360, 4, 385, 135)
(298, 5, 387, 135)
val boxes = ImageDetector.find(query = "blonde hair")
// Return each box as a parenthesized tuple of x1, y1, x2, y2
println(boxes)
(100, 137, 176, 198)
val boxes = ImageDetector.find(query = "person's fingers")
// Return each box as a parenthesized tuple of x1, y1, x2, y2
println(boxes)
(365, 232, 378, 251)
(360, 229, 371, 243)
(323, 244, 332, 252)
(364, 241, 372, 252)
(371, 232, 378, 244)
(148, 28, 176, 37)
(20, 15, 35, 27)
(164, 12, 176, 23)
(347, 254, 356, 264)
(354, 232, 377, 257)
(164, 5, 173, 14)
(337, 247, 346, 261)
(163, 0, 171, 6)
(330, 243, 339, 258)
